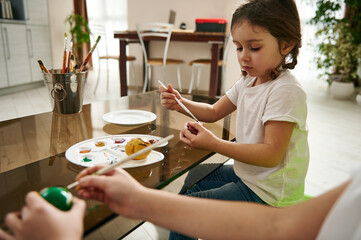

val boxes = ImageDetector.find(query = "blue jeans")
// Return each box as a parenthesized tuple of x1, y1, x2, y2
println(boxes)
(169, 165, 266, 240)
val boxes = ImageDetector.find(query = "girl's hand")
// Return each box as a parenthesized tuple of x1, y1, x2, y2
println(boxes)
(1, 192, 85, 240)
(76, 166, 146, 219)
(179, 122, 218, 150)
(159, 83, 182, 111)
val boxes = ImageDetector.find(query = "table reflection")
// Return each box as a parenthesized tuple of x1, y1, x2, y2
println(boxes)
(50, 111, 90, 155)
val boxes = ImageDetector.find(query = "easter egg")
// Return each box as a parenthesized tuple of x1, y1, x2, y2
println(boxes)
(125, 138, 151, 160)
(40, 187, 73, 211)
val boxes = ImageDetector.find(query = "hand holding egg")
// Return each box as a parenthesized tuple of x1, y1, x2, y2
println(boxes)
(40, 186, 73, 211)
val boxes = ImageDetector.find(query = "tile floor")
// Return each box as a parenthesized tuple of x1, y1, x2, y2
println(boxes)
(1, 68, 361, 239)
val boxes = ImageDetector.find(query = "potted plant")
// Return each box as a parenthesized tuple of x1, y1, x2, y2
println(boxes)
(309, 0, 361, 99)
(65, 13, 91, 66)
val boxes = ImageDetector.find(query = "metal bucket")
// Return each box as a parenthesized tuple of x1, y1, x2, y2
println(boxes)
(43, 69, 86, 114)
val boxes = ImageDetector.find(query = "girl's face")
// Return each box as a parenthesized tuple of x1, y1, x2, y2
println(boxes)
(232, 20, 287, 83)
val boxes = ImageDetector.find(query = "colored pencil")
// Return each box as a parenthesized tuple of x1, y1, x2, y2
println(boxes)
(66, 134, 174, 190)
(79, 35, 101, 72)
(62, 33, 68, 73)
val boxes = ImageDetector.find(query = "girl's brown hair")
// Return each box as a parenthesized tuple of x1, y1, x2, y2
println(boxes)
(231, 0, 301, 79)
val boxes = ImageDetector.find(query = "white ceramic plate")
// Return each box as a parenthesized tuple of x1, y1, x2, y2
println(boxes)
(102, 110, 157, 125)
(65, 134, 168, 168)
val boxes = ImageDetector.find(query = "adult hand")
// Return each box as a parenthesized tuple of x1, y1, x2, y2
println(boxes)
(76, 166, 146, 219)
(159, 83, 182, 111)
(0, 191, 85, 240)
(179, 122, 218, 150)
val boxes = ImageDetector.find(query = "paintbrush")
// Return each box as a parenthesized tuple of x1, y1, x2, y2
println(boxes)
(38, 60, 49, 73)
(62, 32, 68, 73)
(69, 54, 76, 73)
(158, 80, 200, 123)
(79, 35, 101, 72)
(66, 134, 174, 190)
(66, 38, 73, 73)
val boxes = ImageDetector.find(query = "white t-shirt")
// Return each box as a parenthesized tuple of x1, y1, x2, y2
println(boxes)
(317, 166, 361, 240)
(226, 70, 309, 207)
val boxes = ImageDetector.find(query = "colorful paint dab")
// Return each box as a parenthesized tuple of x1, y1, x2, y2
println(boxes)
(83, 156, 92, 162)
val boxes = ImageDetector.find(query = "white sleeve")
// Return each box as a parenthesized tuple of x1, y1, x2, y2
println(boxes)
(225, 78, 244, 107)
(261, 83, 307, 129)
(317, 166, 361, 240)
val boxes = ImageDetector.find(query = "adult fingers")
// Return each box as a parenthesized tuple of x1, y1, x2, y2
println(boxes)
(69, 197, 86, 218)
(76, 165, 104, 180)
(4, 212, 21, 236)
(24, 191, 48, 209)
(0, 228, 14, 240)
(78, 175, 110, 192)
(22, 192, 56, 224)
(77, 187, 104, 201)
(76, 165, 115, 180)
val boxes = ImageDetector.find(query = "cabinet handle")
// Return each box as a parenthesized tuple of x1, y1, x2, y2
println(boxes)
(27, 29, 34, 58)
(25, 0, 30, 21)
(3, 27, 10, 60)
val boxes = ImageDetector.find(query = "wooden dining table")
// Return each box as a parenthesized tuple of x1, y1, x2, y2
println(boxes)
(114, 30, 226, 98)
(0, 91, 234, 239)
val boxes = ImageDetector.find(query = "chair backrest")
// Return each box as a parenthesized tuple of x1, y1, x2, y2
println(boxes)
(221, 35, 233, 94)
(89, 23, 108, 57)
(222, 35, 233, 66)
(136, 22, 174, 67)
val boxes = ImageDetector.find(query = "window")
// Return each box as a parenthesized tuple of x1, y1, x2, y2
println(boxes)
(87, 0, 127, 56)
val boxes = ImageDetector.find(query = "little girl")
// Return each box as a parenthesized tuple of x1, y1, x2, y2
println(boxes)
(161, 0, 308, 238)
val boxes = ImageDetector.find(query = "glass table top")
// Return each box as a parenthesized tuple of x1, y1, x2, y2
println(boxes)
(0, 91, 233, 238)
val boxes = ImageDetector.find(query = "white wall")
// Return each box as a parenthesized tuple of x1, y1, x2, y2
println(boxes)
(47, 0, 74, 69)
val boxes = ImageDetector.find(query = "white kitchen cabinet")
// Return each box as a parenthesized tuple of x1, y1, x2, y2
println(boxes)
(26, 25, 52, 81)
(0, 0, 51, 91)
(0, 26, 8, 88)
(1, 23, 32, 86)
(25, 0, 52, 82)
(24, 0, 49, 26)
